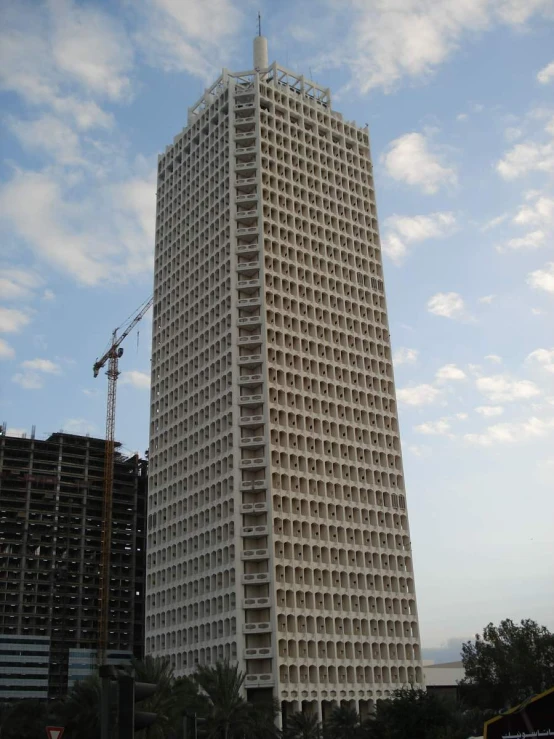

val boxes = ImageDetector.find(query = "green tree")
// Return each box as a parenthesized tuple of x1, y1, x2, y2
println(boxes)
(460, 618, 554, 710)
(324, 705, 363, 739)
(60, 675, 102, 739)
(132, 655, 178, 739)
(366, 687, 454, 739)
(0, 698, 49, 739)
(285, 710, 322, 739)
(192, 660, 279, 739)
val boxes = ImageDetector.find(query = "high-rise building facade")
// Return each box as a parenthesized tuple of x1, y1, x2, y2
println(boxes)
(0, 430, 147, 699)
(146, 37, 422, 720)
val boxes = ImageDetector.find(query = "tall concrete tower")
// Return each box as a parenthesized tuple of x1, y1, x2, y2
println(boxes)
(146, 36, 423, 721)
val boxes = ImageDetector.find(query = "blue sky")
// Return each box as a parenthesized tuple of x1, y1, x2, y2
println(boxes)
(1, 0, 553, 657)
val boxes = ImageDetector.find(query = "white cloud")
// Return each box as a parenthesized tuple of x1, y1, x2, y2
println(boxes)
(393, 347, 419, 365)
(456, 113, 468, 122)
(485, 354, 502, 364)
(478, 294, 496, 304)
(527, 348, 554, 374)
(528, 262, 554, 293)
(476, 405, 504, 417)
(0, 338, 15, 360)
(481, 214, 508, 231)
(0, 269, 42, 300)
(0, 307, 31, 333)
(120, 370, 151, 389)
(435, 364, 466, 382)
(134, 0, 242, 80)
(382, 133, 456, 194)
(427, 292, 466, 319)
(500, 230, 546, 251)
(382, 211, 456, 263)
(497, 126, 554, 179)
(49, 0, 133, 100)
(465, 416, 554, 446)
(513, 196, 554, 227)
(415, 419, 451, 435)
(12, 356, 62, 389)
(537, 60, 554, 85)
(455, 412, 468, 420)
(397, 384, 441, 406)
(21, 358, 61, 373)
(476, 374, 540, 403)
(0, 165, 156, 286)
(0, 1, 131, 123)
(8, 114, 83, 165)
(62, 418, 97, 435)
(12, 372, 44, 389)
(43, 289, 56, 301)
(326, 0, 554, 94)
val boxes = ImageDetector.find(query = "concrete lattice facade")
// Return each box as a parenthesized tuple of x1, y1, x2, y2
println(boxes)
(146, 39, 423, 719)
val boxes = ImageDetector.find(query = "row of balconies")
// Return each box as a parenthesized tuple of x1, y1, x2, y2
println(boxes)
(232, 169, 273, 684)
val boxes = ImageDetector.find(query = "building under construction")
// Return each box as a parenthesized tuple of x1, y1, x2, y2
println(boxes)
(0, 429, 147, 700)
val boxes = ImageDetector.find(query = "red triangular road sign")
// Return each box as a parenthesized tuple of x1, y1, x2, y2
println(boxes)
(46, 728, 65, 739)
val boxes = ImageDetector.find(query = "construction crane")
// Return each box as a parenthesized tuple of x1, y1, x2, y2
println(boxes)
(92, 295, 153, 666)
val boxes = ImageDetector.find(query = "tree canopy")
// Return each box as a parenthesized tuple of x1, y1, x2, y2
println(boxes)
(460, 618, 554, 710)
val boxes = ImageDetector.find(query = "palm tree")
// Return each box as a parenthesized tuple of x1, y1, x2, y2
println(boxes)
(61, 675, 103, 739)
(132, 655, 178, 739)
(325, 705, 363, 739)
(193, 660, 251, 739)
(285, 710, 322, 739)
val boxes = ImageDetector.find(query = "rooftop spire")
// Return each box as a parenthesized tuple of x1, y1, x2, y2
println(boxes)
(253, 17, 268, 69)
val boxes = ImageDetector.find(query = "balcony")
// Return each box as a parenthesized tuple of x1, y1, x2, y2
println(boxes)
(240, 502, 268, 515)
(242, 622, 272, 634)
(238, 353, 262, 366)
(235, 176, 257, 189)
(242, 572, 270, 585)
(240, 479, 266, 491)
(237, 278, 261, 291)
(239, 395, 263, 409)
(237, 316, 261, 328)
(236, 258, 259, 271)
(238, 297, 261, 309)
(235, 160, 257, 174)
(236, 191, 258, 204)
(241, 548, 269, 561)
(239, 457, 266, 470)
(244, 648, 273, 659)
(244, 674, 274, 687)
(235, 102, 256, 113)
(239, 415, 264, 428)
(239, 433, 265, 446)
(235, 131, 257, 143)
(236, 207, 258, 220)
(241, 525, 268, 537)
(236, 145, 257, 156)
(237, 262, 259, 280)
(243, 597, 271, 609)
(236, 242, 259, 257)
(237, 335, 262, 347)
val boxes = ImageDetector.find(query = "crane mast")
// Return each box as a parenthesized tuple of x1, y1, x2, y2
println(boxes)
(93, 296, 152, 666)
